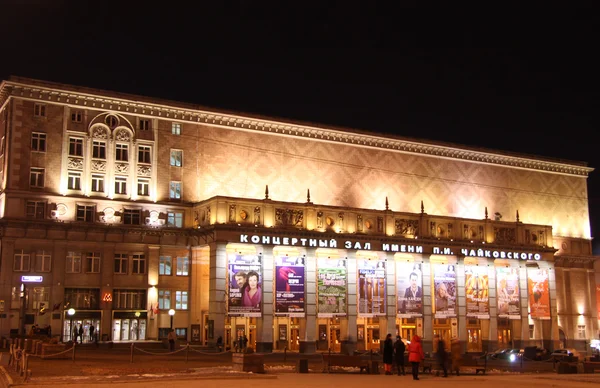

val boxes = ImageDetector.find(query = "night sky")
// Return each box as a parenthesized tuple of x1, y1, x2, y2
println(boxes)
(1, 4, 598, 251)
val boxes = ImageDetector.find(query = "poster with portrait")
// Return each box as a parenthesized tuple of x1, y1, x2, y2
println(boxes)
(496, 267, 521, 319)
(275, 255, 306, 317)
(396, 262, 423, 318)
(432, 264, 457, 318)
(464, 265, 489, 319)
(357, 259, 386, 317)
(317, 257, 347, 317)
(227, 253, 262, 317)
(528, 268, 550, 319)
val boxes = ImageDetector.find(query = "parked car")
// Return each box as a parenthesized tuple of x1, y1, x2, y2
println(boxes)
(550, 348, 580, 360)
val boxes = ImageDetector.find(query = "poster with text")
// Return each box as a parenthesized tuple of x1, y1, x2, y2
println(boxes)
(317, 258, 347, 317)
(275, 256, 306, 317)
(357, 259, 386, 317)
(396, 262, 423, 318)
(528, 268, 550, 320)
(496, 267, 521, 319)
(465, 266, 490, 318)
(227, 253, 262, 317)
(432, 264, 457, 318)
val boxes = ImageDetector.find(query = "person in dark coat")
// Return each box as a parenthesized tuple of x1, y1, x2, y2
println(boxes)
(383, 333, 394, 375)
(435, 334, 448, 377)
(394, 335, 406, 375)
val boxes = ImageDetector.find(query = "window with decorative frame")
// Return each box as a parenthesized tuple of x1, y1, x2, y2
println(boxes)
(115, 143, 128, 161)
(167, 211, 183, 227)
(68, 171, 81, 190)
(76, 204, 95, 222)
(138, 145, 151, 164)
(91, 174, 104, 193)
(92, 141, 106, 159)
(169, 182, 181, 199)
(158, 290, 171, 309)
(137, 178, 150, 196)
(69, 137, 83, 156)
(123, 209, 141, 225)
(170, 149, 183, 167)
(159, 256, 172, 275)
(578, 325, 586, 339)
(115, 176, 127, 195)
(172, 123, 181, 135)
(176, 257, 189, 276)
(175, 291, 188, 310)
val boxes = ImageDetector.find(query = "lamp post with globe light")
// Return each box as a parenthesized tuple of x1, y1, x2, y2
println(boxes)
(168, 309, 175, 330)
(68, 308, 76, 342)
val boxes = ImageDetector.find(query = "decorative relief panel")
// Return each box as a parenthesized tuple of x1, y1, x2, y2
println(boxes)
(377, 216, 383, 233)
(115, 129, 130, 141)
(463, 224, 484, 240)
(493, 227, 516, 243)
(67, 157, 83, 170)
(229, 205, 236, 222)
(92, 127, 108, 139)
(275, 208, 303, 227)
(137, 165, 151, 176)
(525, 229, 546, 246)
(91, 160, 106, 172)
(316, 211, 324, 229)
(115, 163, 129, 174)
(357, 214, 363, 232)
(395, 218, 419, 236)
(338, 212, 344, 230)
(254, 206, 261, 224)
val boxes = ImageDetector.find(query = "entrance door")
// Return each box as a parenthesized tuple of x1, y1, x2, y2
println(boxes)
(330, 326, 341, 352)
(402, 327, 415, 343)
(290, 328, 300, 351)
(112, 320, 121, 341)
(121, 319, 130, 341)
(498, 328, 512, 347)
(467, 328, 481, 352)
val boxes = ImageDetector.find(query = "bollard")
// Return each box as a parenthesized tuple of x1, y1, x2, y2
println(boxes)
(186, 343, 189, 363)
(284, 346, 287, 362)
(72, 342, 76, 362)
(130, 342, 134, 363)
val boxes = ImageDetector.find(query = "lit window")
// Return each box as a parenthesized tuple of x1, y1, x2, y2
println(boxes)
(172, 123, 181, 135)
(115, 176, 127, 194)
(159, 256, 172, 275)
(176, 257, 189, 276)
(168, 211, 183, 227)
(175, 291, 188, 310)
(578, 325, 586, 339)
(68, 171, 81, 190)
(31, 133, 47, 152)
(91, 174, 104, 193)
(137, 179, 149, 196)
(169, 182, 181, 199)
(170, 149, 183, 167)
(158, 290, 171, 310)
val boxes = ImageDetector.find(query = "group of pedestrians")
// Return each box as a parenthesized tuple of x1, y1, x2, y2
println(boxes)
(383, 333, 458, 380)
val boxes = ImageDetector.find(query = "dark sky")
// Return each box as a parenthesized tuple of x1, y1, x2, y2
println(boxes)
(1, 3, 599, 251)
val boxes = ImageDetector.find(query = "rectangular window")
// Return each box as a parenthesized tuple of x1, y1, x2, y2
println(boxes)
(14, 250, 31, 271)
(92, 141, 106, 159)
(31, 132, 47, 152)
(86, 252, 101, 273)
(68, 172, 81, 190)
(66, 251, 82, 273)
(123, 209, 141, 225)
(91, 174, 104, 192)
(76, 204, 95, 222)
(170, 149, 183, 167)
(35, 251, 52, 272)
(529, 324, 534, 339)
(176, 257, 189, 276)
(158, 290, 171, 310)
(64, 288, 100, 309)
(132, 254, 146, 274)
(115, 176, 127, 195)
(577, 325, 586, 339)
(167, 211, 183, 227)
(34, 103, 46, 117)
(114, 253, 128, 274)
(69, 137, 83, 156)
(172, 123, 181, 135)
(71, 110, 83, 122)
(159, 256, 172, 276)
(29, 168, 45, 187)
(115, 144, 128, 161)
(137, 178, 149, 196)
(114, 289, 147, 309)
(26, 201, 46, 219)
(169, 182, 181, 199)
(138, 145, 151, 164)
(139, 119, 150, 131)
(175, 328, 187, 338)
(175, 291, 188, 310)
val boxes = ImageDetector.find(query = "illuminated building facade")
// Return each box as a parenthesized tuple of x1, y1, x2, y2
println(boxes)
(0, 77, 598, 354)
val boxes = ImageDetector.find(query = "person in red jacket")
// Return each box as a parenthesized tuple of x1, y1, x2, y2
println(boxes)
(408, 335, 424, 380)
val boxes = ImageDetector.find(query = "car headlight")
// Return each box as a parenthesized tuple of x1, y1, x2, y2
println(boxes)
(509, 354, 516, 362)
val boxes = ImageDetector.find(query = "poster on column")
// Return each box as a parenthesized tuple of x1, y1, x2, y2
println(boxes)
(317, 258, 347, 318)
(464, 266, 490, 319)
(528, 268, 551, 320)
(432, 264, 457, 318)
(496, 267, 521, 319)
(357, 259, 386, 317)
(396, 262, 423, 318)
(227, 253, 262, 317)
(275, 255, 306, 317)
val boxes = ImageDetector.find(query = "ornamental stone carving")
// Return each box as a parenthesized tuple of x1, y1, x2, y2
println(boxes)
(493, 227, 516, 243)
(92, 127, 108, 139)
(67, 157, 83, 170)
(275, 208, 303, 227)
(115, 129, 130, 142)
(395, 218, 419, 236)
(115, 163, 129, 174)
(137, 165, 151, 176)
(91, 160, 106, 172)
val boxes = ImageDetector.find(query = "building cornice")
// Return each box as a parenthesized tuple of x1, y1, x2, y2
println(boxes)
(1, 79, 593, 177)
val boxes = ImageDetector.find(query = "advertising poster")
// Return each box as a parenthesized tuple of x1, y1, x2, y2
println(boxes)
(528, 268, 550, 319)
(432, 264, 457, 318)
(357, 259, 386, 317)
(227, 253, 262, 317)
(317, 258, 347, 317)
(496, 267, 521, 319)
(396, 262, 423, 318)
(464, 266, 489, 319)
(275, 255, 306, 317)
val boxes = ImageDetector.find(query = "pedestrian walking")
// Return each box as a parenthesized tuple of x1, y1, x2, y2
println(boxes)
(450, 338, 462, 376)
(408, 335, 424, 380)
(216, 336, 223, 352)
(383, 333, 394, 375)
(435, 334, 448, 377)
(89, 324, 95, 343)
(167, 329, 176, 351)
(394, 335, 406, 375)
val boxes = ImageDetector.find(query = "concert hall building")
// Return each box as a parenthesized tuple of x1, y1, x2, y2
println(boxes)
(0, 76, 598, 355)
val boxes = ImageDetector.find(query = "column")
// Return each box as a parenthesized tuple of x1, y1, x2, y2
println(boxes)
(422, 260, 433, 353)
(343, 250, 357, 355)
(208, 243, 227, 346)
(456, 259, 467, 353)
(256, 247, 274, 352)
(488, 264, 498, 351)
(147, 245, 160, 340)
(300, 247, 317, 353)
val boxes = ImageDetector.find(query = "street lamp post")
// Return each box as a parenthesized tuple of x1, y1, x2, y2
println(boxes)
(67, 308, 76, 342)
(168, 309, 175, 330)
